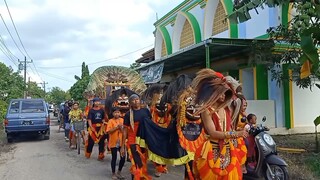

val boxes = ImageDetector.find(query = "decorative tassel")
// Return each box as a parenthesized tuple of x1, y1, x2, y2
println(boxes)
(179, 101, 187, 127)
(186, 163, 195, 180)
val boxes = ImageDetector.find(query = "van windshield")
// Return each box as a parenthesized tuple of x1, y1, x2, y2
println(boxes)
(21, 101, 45, 113)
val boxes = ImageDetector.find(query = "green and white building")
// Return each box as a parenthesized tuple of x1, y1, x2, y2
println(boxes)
(136, 0, 320, 134)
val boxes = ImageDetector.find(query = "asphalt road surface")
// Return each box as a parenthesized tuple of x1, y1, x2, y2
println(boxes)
(0, 115, 185, 180)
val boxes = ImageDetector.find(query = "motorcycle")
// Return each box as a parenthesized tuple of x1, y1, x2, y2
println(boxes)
(243, 116, 289, 180)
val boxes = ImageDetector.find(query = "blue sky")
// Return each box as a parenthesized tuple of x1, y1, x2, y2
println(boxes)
(0, 0, 181, 91)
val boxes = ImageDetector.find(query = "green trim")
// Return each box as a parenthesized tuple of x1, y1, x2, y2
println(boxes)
(224, 0, 238, 38)
(200, 0, 206, 9)
(181, 11, 202, 43)
(281, 3, 289, 26)
(228, 70, 239, 80)
(282, 64, 291, 129)
(159, 26, 173, 55)
(162, 16, 177, 27)
(182, 0, 201, 12)
(255, 65, 268, 100)
(154, 0, 189, 26)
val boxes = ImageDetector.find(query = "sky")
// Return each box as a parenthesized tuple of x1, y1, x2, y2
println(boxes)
(0, 0, 181, 91)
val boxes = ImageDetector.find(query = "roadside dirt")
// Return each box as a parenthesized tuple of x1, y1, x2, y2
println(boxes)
(274, 134, 320, 180)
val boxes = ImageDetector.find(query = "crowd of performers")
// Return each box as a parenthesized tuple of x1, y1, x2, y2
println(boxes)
(59, 68, 261, 180)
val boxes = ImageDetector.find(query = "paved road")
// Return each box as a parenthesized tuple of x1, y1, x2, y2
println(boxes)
(0, 116, 185, 180)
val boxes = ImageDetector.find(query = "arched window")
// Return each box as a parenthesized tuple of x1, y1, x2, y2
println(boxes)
(161, 38, 167, 57)
(180, 20, 194, 49)
(212, 1, 228, 36)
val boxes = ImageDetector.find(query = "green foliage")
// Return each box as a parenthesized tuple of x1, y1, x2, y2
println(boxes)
(305, 154, 320, 177)
(27, 82, 45, 98)
(229, 0, 320, 89)
(0, 62, 25, 121)
(45, 87, 69, 105)
(315, 116, 320, 126)
(0, 100, 7, 125)
(69, 62, 90, 101)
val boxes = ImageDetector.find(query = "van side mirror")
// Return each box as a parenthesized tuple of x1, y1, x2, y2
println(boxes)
(262, 116, 266, 122)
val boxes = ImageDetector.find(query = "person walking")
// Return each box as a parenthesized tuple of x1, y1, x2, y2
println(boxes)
(85, 97, 106, 161)
(106, 107, 126, 179)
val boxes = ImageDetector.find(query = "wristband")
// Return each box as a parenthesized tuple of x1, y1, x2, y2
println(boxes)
(224, 131, 237, 139)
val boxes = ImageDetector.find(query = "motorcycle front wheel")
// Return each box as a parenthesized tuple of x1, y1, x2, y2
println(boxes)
(265, 165, 289, 180)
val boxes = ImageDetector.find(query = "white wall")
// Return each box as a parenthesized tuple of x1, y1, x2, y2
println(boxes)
(189, 5, 204, 38)
(246, 100, 276, 128)
(203, 0, 220, 39)
(292, 81, 320, 127)
(245, 7, 278, 38)
(213, 30, 229, 38)
(154, 29, 164, 60)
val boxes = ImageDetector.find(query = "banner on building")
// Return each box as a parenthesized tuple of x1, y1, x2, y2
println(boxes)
(140, 63, 164, 84)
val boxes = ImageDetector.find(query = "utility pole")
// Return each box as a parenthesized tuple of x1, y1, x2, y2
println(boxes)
(39, 81, 48, 94)
(27, 77, 31, 98)
(18, 56, 32, 99)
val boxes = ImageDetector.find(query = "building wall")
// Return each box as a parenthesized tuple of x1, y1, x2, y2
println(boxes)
(268, 67, 285, 128)
(151, 0, 316, 131)
(292, 82, 320, 127)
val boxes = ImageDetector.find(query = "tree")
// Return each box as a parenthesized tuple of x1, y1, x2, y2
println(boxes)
(46, 87, 69, 105)
(228, 0, 320, 88)
(27, 82, 45, 98)
(69, 62, 90, 101)
(130, 62, 141, 69)
(0, 62, 24, 122)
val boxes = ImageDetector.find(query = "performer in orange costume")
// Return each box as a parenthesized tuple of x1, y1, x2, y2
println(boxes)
(192, 69, 248, 180)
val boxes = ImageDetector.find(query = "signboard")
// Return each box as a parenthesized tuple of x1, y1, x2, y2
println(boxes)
(140, 63, 164, 84)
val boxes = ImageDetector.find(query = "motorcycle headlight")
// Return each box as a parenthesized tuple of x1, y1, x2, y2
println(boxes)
(263, 134, 275, 146)
(258, 138, 270, 153)
(258, 138, 266, 147)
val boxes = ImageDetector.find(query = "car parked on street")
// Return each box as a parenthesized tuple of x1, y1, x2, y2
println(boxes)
(4, 98, 50, 143)
(48, 103, 54, 113)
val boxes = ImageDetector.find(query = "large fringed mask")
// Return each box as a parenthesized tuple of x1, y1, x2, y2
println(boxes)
(176, 87, 205, 153)
(105, 88, 137, 118)
(141, 84, 172, 128)
(191, 69, 234, 115)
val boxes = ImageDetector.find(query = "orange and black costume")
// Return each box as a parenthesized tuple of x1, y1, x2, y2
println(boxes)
(124, 108, 152, 180)
(193, 108, 242, 180)
(85, 107, 106, 160)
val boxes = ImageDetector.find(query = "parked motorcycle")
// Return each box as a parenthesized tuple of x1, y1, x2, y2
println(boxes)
(243, 116, 289, 180)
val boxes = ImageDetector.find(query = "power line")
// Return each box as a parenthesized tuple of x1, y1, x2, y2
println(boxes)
(0, 14, 25, 57)
(37, 44, 153, 69)
(4, 0, 31, 59)
(37, 70, 74, 83)
(32, 63, 43, 81)
(0, 42, 16, 62)
(3, 1, 43, 82)
(0, 34, 19, 60)
(0, 44, 18, 66)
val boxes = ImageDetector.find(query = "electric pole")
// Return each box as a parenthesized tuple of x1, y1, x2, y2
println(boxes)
(27, 77, 31, 98)
(18, 56, 32, 99)
(39, 81, 48, 94)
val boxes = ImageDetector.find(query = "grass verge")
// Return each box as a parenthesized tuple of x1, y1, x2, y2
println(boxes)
(274, 134, 320, 180)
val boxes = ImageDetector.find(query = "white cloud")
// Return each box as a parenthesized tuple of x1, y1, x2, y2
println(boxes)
(0, 0, 181, 91)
